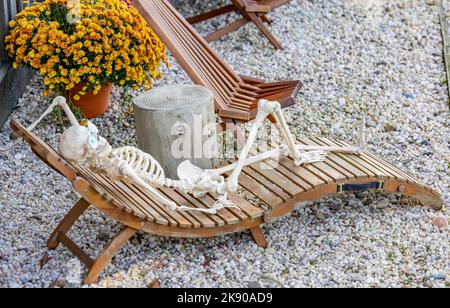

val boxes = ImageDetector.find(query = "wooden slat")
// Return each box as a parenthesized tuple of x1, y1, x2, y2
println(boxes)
(335, 138, 420, 185)
(177, 192, 227, 227)
(79, 171, 131, 214)
(248, 160, 303, 196)
(212, 197, 250, 222)
(186, 4, 235, 24)
(297, 138, 350, 181)
(81, 169, 155, 222)
(334, 138, 406, 182)
(266, 143, 327, 188)
(326, 138, 388, 178)
(231, 171, 282, 207)
(159, 188, 210, 228)
(125, 182, 193, 228)
(197, 194, 241, 225)
(362, 150, 424, 186)
(151, 2, 234, 109)
(252, 147, 312, 191)
(242, 167, 291, 201)
(227, 193, 264, 219)
(309, 137, 368, 178)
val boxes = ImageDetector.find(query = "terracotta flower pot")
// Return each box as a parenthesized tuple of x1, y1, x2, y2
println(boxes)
(69, 83, 112, 119)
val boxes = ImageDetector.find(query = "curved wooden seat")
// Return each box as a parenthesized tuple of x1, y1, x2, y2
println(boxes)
(11, 119, 443, 284)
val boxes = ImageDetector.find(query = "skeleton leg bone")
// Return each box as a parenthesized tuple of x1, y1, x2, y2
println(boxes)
(270, 101, 325, 166)
(226, 100, 328, 192)
(227, 100, 275, 193)
(357, 114, 366, 152)
(217, 100, 367, 195)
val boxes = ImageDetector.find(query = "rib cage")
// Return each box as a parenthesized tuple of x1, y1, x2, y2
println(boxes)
(111, 146, 166, 186)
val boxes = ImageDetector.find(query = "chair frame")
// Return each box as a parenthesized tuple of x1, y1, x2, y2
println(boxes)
(11, 119, 443, 285)
(186, 0, 291, 50)
(132, 0, 302, 136)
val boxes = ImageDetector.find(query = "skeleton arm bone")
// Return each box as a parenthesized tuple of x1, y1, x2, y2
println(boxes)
(28, 96, 79, 131)
(1, 97, 78, 152)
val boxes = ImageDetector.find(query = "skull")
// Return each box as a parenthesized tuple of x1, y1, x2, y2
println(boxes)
(58, 122, 100, 162)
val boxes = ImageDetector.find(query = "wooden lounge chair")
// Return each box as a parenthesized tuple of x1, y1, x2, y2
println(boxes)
(11, 119, 443, 284)
(132, 0, 301, 136)
(186, 0, 291, 50)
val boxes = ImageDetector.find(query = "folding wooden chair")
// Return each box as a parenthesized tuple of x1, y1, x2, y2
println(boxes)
(186, 0, 292, 49)
(11, 119, 443, 284)
(132, 0, 301, 139)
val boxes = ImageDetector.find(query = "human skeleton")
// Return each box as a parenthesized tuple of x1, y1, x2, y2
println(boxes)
(6, 96, 366, 214)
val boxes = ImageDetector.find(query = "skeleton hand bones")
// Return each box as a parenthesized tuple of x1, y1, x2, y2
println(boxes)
(6, 97, 366, 215)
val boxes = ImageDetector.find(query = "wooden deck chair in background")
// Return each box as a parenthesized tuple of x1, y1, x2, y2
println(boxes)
(132, 0, 301, 142)
(11, 119, 443, 284)
(186, 0, 291, 50)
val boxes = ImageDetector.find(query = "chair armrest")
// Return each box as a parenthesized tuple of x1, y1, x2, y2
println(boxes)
(239, 75, 265, 84)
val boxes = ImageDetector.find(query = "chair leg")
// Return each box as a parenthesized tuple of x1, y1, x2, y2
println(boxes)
(234, 125, 247, 146)
(47, 198, 90, 250)
(247, 12, 283, 50)
(205, 17, 250, 42)
(84, 226, 138, 285)
(148, 279, 161, 288)
(249, 227, 268, 248)
(186, 5, 235, 24)
(260, 14, 272, 24)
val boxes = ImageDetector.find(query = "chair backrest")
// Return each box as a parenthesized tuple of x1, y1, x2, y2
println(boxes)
(10, 119, 78, 181)
(132, 0, 252, 118)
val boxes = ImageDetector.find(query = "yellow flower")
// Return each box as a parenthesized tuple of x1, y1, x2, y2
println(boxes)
(5, 0, 168, 97)
(73, 95, 80, 101)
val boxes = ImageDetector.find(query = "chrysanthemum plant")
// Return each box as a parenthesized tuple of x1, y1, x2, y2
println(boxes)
(5, 0, 168, 102)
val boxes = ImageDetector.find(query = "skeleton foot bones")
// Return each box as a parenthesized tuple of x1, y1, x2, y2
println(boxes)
(5, 97, 366, 214)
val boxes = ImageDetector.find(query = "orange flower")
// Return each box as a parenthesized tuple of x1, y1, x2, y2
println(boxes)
(5, 0, 168, 100)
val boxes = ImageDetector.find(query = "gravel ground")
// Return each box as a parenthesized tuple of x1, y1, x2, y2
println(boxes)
(0, 0, 449, 288)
